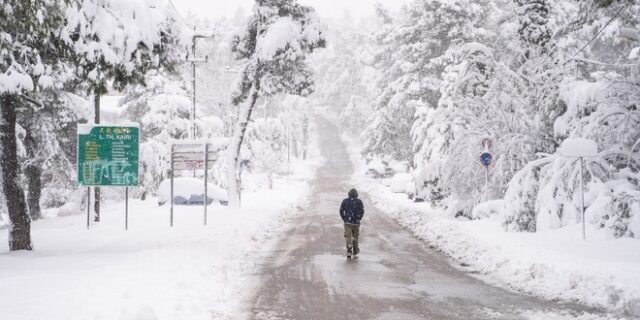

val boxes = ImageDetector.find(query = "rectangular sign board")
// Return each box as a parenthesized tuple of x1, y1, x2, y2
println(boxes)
(172, 143, 219, 171)
(77, 125, 140, 187)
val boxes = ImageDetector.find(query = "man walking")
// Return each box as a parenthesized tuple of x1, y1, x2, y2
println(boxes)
(339, 188, 364, 259)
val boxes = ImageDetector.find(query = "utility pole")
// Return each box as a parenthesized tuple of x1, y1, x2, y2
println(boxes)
(94, 91, 101, 222)
(187, 28, 211, 139)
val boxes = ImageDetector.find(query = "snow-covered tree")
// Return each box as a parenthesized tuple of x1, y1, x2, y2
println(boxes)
(17, 92, 87, 220)
(501, 0, 640, 235)
(309, 17, 376, 133)
(245, 118, 288, 189)
(64, 0, 185, 221)
(369, 0, 490, 206)
(0, 0, 184, 250)
(227, 0, 325, 207)
(0, 0, 73, 251)
(367, 0, 490, 167)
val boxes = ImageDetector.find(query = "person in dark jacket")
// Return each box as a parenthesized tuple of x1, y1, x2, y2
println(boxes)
(339, 188, 364, 258)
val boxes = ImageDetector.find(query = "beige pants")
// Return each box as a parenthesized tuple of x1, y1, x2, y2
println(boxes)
(344, 223, 360, 254)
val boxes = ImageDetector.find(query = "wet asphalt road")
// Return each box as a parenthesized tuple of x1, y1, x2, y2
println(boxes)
(247, 116, 612, 320)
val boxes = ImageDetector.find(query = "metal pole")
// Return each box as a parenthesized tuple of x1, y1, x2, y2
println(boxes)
(170, 144, 174, 227)
(485, 166, 489, 202)
(580, 157, 586, 240)
(87, 187, 91, 229)
(125, 187, 129, 231)
(204, 143, 209, 226)
(192, 27, 197, 140)
(288, 106, 291, 177)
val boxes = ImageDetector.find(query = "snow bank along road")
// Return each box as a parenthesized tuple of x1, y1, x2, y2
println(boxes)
(248, 116, 617, 320)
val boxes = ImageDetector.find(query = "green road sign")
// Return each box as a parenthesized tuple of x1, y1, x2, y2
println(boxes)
(77, 125, 140, 187)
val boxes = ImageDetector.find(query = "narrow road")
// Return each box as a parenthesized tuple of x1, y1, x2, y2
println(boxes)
(248, 116, 607, 320)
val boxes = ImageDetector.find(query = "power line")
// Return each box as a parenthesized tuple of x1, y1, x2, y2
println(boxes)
(572, 4, 629, 58)
(166, 0, 192, 29)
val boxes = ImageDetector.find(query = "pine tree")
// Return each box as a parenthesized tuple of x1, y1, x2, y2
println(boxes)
(65, 0, 184, 221)
(122, 70, 204, 199)
(17, 92, 84, 221)
(227, 0, 325, 207)
(368, 0, 489, 204)
(0, 0, 72, 251)
(366, 0, 490, 167)
(514, 0, 552, 50)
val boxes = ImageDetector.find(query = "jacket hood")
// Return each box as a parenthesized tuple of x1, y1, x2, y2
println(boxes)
(348, 188, 358, 198)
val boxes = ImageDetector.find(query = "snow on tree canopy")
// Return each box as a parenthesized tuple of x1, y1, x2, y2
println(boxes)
(558, 138, 598, 158)
(63, 0, 187, 91)
(65, 0, 181, 65)
(257, 17, 302, 60)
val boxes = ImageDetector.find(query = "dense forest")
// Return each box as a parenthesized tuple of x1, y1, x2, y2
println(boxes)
(316, 0, 640, 239)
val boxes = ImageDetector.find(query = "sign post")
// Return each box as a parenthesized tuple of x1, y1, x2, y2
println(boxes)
(125, 187, 129, 230)
(170, 142, 220, 227)
(77, 125, 139, 230)
(87, 187, 91, 229)
(480, 138, 493, 202)
(204, 143, 209, 226)
(558, 138, 598, 240)
(170, 144, 175, 227)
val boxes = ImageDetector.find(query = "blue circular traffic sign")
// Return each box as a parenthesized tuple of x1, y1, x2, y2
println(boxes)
(480, 152, 493, 167)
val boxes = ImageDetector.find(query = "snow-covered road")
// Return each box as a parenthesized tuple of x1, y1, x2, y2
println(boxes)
(248, 116, 617, 320)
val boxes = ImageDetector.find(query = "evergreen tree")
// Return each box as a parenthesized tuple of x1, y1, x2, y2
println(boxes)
(368, 0, 489, 204)
(17, 92, 85, 220)
(65, 0, 184, 221)
(366, 0, 489, 167)
(0, 0, 73, 250)
(227, 0, 325, 207)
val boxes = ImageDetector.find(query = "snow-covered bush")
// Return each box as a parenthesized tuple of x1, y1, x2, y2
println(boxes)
(503, 148, 613, 233)
(587, 179, 640, 239)
(365, 157, 403, 179)
(245, 118, 288, 189)
(472, 200, 504, 220)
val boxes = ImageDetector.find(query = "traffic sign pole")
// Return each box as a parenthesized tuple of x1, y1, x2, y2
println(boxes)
(86, 187, 91, 230)
(204, 143, 209, 226)
(480, 138, 493, 203)
(580, 157, 586, 240)
(485, 167, 489, 202)
(170, 144, 174, 227)
(125, 187, 129, 231)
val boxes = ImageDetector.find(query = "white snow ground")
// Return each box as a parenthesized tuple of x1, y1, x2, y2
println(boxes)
(343, 134, 640, 318)
(0, 150, 323, 320)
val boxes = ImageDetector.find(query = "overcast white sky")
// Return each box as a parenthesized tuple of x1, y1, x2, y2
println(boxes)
(172, 0, 408, 20)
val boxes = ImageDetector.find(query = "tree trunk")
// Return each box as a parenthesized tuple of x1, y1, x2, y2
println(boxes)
(227, 83, 260, 208)
(0, 94, 33, 251)
(302, 117, 309, 160)
(94, 92, 101, 222)
(23, 129, 42, 220)
(25, 165, 42, 220)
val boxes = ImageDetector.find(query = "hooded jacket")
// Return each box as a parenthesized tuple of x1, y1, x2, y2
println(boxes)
(340, 191, 364, 225)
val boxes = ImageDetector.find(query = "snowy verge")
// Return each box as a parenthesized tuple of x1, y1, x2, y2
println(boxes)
(342, 133, 640, 318)
(0, 134, 324, 320)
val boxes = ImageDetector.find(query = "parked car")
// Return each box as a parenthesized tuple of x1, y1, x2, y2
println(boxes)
(157, 177, 228, 206)
(390, 173, 413, 194)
